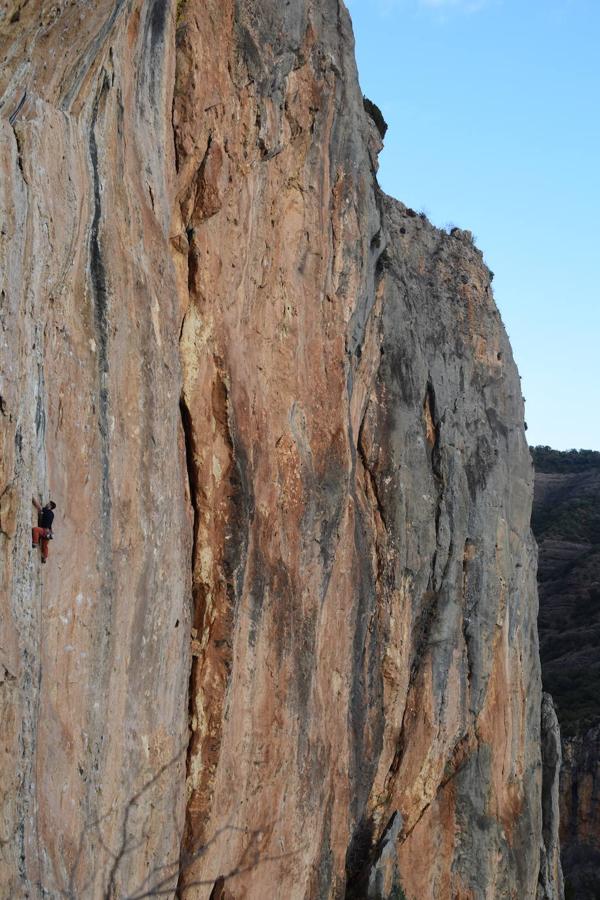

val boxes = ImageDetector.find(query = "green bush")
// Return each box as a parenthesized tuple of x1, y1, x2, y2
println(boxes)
(533, 496, 600, 543)
(531, 445, 600, 473)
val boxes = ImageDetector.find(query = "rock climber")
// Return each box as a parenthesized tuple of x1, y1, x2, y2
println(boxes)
(32, 497, 56, 564)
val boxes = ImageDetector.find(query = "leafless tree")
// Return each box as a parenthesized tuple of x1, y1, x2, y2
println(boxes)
(47, 749, 299, 899)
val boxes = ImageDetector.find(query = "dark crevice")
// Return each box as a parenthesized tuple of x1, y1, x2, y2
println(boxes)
(462, 539, 475, 696)
(209, 875, 225, 899)
(395, 382, 448, 732)
(34, 363, 45, 443)
(344, 396, 385, 897)
(344, 815, 375, 899)
(174, 81, 201, 887)
(342, 201, 391, 897)
(424, 380, 446, 591)
(193, 133, 213, 217)
(187, 230, 198, 295)
(89, 72, 112, 552)
(81, 67, 116, 825)
(176, 362, 254, 891)
(177, 391, 200, 893)
(8, 90, 26, 125)
(179, 395, 199, 565)
(424, 380, 442, 478)
(215, 368, 254, 603)
(11, 126, 26, 181)
(357, 414, 388, 533)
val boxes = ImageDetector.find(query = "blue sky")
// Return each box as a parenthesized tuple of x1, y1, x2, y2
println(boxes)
(345, 0, 600, 450)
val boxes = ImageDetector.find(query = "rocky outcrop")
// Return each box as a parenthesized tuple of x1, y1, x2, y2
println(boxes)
(532, 449, 600, 900)
(0, 2, 560, 897)
(538, 694, 564, 900)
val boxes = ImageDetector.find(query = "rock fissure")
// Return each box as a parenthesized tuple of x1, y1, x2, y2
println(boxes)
(462, 539, 475, 701)
(88, 72, 113, 554)
(10, 123, 25, 181)
(179, 395, 199, 565)
(357, 418, 388, 535)
(7, 90, 27, 125)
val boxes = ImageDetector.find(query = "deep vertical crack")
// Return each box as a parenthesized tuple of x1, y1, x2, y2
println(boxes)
(86, 71, 116, 825)
(89, 73, 113, 559)
(179, 395, 200, 565)
(177, 385, 199, 890)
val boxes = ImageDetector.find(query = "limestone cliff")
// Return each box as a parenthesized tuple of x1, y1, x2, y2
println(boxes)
(0, 2, 561, 898)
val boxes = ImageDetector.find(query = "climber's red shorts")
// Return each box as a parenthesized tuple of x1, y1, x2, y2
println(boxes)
(32, 527, 50, 561)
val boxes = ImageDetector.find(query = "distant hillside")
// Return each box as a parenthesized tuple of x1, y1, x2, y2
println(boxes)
(532, 446, 600, 734)
(532, 445, 600, 900)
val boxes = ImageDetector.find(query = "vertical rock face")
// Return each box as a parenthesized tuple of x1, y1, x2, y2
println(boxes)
(1, 2, 561, 898)
(1, 3, 190, 896)
(539, 694, 564, 900)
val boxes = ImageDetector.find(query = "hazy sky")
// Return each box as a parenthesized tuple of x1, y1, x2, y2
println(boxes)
(345, 0, 600, 450)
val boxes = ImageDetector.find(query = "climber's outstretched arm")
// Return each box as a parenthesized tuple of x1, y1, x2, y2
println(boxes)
(32, 496, 42, 512)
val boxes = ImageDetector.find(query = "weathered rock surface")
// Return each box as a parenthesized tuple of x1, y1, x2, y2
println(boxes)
(532, 449, 600, 900)
(0, 2, 190, 896)
(0, 1, 560, 897)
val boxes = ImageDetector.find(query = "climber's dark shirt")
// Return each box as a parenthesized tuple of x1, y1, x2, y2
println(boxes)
(39, 508, 54, 529)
